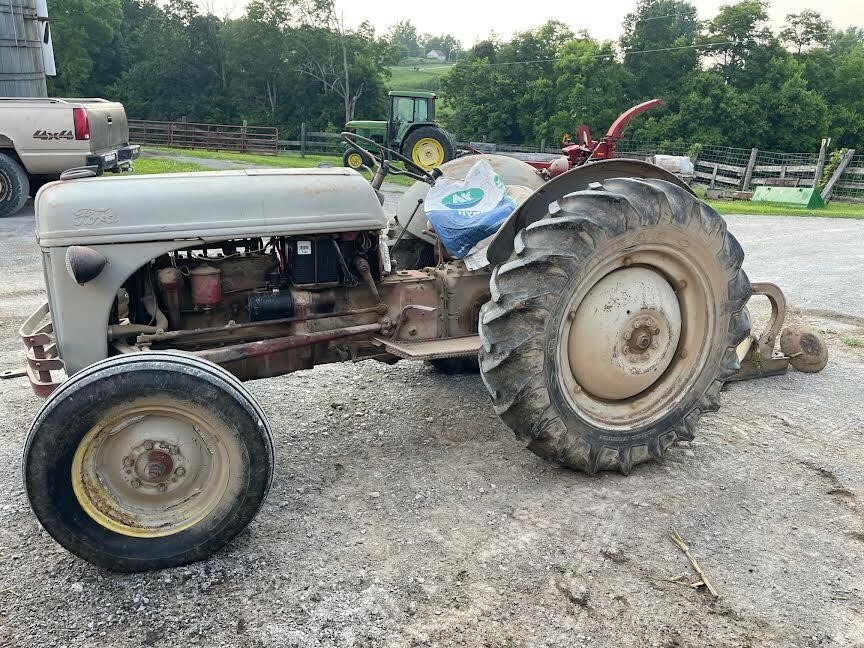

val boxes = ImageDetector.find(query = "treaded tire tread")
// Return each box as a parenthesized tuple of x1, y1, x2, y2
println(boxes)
(479, 178, 750, 474)
(0, 151, 30, 217)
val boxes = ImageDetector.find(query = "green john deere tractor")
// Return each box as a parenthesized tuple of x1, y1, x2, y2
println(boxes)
(343, 90, 456, 171)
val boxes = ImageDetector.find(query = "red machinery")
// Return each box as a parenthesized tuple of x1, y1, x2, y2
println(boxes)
(525, 98, 664, 174)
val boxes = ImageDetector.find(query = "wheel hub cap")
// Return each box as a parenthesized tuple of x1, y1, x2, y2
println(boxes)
(567, 267, 682, 400)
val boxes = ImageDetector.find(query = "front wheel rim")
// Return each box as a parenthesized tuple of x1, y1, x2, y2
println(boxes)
(411, 138, 445, 169)
(347, 152, 363, 168)
(71, 403, 232, 538)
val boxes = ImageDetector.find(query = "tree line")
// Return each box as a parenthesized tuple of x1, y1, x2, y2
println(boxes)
(47, 0, 863, 151)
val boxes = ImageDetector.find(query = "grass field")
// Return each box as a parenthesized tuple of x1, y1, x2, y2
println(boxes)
(388, 63, 453, 91)
(705, 199, 864, 219)
(142, 147, 416, 186)
(131, 157, 208, 174)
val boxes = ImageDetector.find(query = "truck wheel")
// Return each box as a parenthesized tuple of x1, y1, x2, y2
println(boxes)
(403, 126, 455, 171)
(479, 178, 751, 474)
(343, 146, 374, 171)
(0, 151, 30, 217)
(23, 351, 274, 572)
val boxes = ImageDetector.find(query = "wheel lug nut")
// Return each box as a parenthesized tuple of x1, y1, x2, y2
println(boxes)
(679, 280, 687, 289)
(567, 311, 576, 321)
(158, 483, 168, 492)
(654, 328, 660, 335)
(123, 456, 133, 468)
(624, 346, 631, 354)
(175, 466, 186, 477)
(131, 478, 142, 488)
(624, 331, 631, 340)
(144, 441, 154, 450)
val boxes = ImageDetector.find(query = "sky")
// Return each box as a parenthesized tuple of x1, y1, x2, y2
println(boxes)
(201, 0, 864, 47)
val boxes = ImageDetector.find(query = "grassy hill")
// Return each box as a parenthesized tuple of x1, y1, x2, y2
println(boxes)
(388, 63, 454, 93)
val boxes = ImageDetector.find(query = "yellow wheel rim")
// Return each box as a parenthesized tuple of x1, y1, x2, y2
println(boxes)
(411, 138, 445, 170)
(71, 402, 233, 538)
(347, 152, 364, 169)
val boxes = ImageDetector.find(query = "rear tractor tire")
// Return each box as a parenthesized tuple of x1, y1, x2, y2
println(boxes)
(402, 126, 455, 171)
(24, 352, 274, 572)
(479, 178, 751, 474)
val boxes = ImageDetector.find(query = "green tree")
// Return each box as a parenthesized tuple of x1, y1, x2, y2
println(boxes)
(46, 0, 122, 96)
(620, 0, 699, 98)
(780, 11, 832, 54)
(701, 0, 770, 84)
(389, 19, 420, 58)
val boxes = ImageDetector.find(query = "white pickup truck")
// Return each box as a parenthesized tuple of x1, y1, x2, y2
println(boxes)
(0, 97, 140, 216)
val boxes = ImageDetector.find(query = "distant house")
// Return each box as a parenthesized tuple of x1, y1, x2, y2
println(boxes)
(426, 49, 447, 62)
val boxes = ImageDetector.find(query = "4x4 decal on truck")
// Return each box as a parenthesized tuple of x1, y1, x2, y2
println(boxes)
(33, 129, 74, 141)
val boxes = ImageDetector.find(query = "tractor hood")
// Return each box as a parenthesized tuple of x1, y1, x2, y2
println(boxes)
(345, 120, 387, 134)
(34, 168, 389, 247)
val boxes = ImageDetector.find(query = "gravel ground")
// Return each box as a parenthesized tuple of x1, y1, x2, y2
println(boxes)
(1, 197, 862, 648)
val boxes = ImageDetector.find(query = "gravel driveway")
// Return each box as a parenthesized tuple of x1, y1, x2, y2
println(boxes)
(0, 198, 862, 648)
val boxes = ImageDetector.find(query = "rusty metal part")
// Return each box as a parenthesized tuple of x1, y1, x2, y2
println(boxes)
(1, 368, 26, 379)
(390, 304, 437, 340)
(194, 323, 382, 365)
(372, 334, 480, 360)
(157, 267, 182, 328)
(730, 282, 789, 381)
(189, 264, 222, 310)
(354, 257, 380, 301)
(134, 305, 383, 345)
(18, 303, 65, 397)
(780, 325, 829, 373)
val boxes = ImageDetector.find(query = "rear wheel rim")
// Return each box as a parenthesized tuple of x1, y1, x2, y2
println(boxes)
(411, 138, 445, 169)
(71, 403, 232, 538)
(556, 243, 715, 431)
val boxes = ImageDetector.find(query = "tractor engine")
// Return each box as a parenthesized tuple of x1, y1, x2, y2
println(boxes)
(118, 232, 490, 381)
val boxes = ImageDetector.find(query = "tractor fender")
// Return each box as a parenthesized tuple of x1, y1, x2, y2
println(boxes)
(485, 159, 696, 264)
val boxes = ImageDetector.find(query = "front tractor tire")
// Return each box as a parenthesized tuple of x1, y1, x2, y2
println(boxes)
(402, 126, 455, 171)
(479, 178, 751, 474)
(24, 352, 274, 572)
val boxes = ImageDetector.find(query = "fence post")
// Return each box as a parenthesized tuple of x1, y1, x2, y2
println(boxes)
(540, 138, 545, 154)
(814, 138, 829, 186)
(300, 122, 306, 158)
(821, 148, 856, 203)
(241, 119, 247, 153)
(710, 163, 719, 190)
(779, 164, 786, 179)
(741, 147, 758, 191)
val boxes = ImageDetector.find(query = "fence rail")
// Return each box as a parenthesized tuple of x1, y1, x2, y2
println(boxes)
(129, 120, 279, 154)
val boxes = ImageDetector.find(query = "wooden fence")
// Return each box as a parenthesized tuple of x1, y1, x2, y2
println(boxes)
(129, 120, 279, 154)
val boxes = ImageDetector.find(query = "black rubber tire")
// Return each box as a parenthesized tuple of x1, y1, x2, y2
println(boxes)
(23, 351, 274, 572)
(427, 357, 480, 374)
(401, 126, 455, 170)
(0, 151, 30, 217)
(479, 178, 751, 474)
(343, 146, 374, 170)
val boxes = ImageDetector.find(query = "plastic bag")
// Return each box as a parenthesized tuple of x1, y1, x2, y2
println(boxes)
(425, 159, 517, 258)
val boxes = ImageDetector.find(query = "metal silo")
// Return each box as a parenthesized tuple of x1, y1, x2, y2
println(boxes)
(0, 0, 49, 97)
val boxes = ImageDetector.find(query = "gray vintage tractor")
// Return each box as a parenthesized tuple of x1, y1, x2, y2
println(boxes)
(16, 134, 826, 572)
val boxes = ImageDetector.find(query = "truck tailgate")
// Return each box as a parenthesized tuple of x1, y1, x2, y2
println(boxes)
(74, 100, 129, 153)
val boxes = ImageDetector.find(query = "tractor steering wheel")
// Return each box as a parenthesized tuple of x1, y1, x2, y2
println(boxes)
(341, 132, 440, 185)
